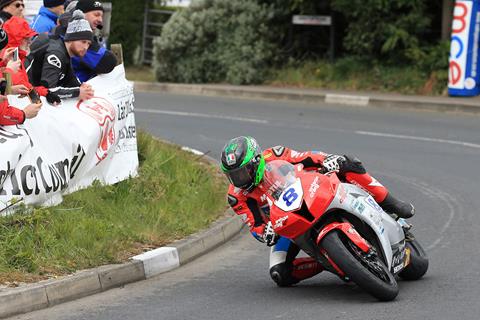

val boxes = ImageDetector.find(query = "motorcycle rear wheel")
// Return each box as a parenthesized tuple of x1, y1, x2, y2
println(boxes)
(398, 239, 429, 281)
(321, 230, 399, 301)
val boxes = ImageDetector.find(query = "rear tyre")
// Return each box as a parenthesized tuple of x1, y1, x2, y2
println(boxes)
(321, 231, 399, 301)
(399, 239, 429, 281)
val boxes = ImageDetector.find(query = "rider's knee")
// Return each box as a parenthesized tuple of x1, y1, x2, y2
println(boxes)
(270, 263, 298, 287)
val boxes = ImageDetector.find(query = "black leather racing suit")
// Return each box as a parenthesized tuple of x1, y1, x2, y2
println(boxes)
(26, 37, 81, 99)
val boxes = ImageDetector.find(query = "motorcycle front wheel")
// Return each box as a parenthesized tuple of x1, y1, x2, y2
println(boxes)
(321, 230, 399, 301)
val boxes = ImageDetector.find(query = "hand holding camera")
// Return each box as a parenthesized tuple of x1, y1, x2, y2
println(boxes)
(11, 84, 29, 96)
(1, 47, 16, 62)
(6, 59, 21, 73)
(23, 102, 43, 119)
(27, 88, 42, 103)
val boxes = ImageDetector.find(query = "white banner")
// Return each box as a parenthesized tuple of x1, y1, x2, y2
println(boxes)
(0, 64, 138, 214)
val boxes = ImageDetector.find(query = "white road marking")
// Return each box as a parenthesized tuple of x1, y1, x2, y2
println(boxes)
(356, 130, 480, 149)
(181, 146, 204, 156)
(325, 94, 370, 106)
(136, 108, 268, 124)
(381, 171, 459, 251)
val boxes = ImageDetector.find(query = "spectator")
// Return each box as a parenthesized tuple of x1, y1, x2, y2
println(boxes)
(0, 0, 24, 26)
(2, 16, 61, 105)
(0, 28, 42, 126)
(26, 10, 94, 101)
(0, 89, 42, 126)
(73, 0, 116, 82)
(51, 1, 77, 39)
(64, 0, 77, 11)
(31, 0, 66, 34)
(0, 86, 42, 126)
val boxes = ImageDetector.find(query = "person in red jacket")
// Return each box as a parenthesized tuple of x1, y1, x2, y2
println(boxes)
(0, 27, 41, 126)
(220, 136, 414, 287)
(0, 92, 41, 125)
(1, 16, 61, 105)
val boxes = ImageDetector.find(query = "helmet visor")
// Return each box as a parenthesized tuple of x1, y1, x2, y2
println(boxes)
(226, 163, 256, 189)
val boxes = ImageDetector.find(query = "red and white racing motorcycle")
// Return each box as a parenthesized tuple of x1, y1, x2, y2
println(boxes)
(260, 160, 428, 301)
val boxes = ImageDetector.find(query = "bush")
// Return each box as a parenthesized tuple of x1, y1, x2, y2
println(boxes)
(331, 0, 431, 63)
(407, 41, 450, 73)
(153, 0, 277, 84)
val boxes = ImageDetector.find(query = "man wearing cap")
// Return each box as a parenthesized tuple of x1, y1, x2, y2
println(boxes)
(27, 10, 94, 101)
(72, 0, 116, 82)
(0, 0, 24, 27)
(50, 1, 77, 38)
(31, 0, 66, 34)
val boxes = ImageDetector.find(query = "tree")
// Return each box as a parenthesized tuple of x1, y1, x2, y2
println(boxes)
(441, 0, 453, 40)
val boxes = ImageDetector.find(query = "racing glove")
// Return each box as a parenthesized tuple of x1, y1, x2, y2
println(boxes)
(321, 155, 346, 174)
(262, 222, 279, 247)
(46, 90, 61, 105)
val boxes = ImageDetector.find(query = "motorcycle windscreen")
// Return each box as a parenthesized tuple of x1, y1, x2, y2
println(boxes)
(263, 161, 297, 200)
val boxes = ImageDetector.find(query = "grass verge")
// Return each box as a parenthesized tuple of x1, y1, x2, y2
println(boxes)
(266, 58, 449, 96)
(125, 66, 156, 83)
(0, 131, 228, 286)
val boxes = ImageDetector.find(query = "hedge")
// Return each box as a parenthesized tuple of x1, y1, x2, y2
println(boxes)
(153, 0, 278, 84)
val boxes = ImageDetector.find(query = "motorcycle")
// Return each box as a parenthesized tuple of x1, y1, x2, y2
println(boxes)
(259, 160, 428, 301)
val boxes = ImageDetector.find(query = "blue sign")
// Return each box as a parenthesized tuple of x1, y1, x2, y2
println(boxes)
(448, 0, 480, 96)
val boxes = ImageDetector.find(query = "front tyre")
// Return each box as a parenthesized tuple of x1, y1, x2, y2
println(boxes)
(399, 239, 429, 281)
(321, 231, 399, 301)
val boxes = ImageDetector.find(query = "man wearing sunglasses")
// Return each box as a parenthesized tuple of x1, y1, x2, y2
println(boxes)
(0, 0, 24, 27)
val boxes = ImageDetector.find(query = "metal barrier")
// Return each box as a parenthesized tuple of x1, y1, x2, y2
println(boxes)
(141, 2, 174, 65)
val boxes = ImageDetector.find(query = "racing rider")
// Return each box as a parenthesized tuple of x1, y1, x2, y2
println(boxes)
(220, 136, 414, 287)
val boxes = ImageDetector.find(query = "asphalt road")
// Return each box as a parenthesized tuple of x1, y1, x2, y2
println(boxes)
(10, 92, 480, 320)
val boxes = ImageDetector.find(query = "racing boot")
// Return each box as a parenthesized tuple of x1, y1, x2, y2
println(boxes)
(270, 258, 323, 287)
(397, 218, 415, 241)
(379, 193, 415, 219)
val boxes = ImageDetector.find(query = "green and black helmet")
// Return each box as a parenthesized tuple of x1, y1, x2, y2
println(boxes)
(220, 136, 265, 191)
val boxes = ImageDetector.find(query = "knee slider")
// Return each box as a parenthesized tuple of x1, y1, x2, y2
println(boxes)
(270, 264, 297, 287)
(339, 155, 366, 175)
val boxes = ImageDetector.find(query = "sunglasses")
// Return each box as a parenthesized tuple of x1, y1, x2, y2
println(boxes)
(13, 2, 25, 8)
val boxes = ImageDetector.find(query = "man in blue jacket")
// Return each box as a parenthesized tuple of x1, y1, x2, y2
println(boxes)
(72, 0, 116, 82)
(31, 0, 65, 34)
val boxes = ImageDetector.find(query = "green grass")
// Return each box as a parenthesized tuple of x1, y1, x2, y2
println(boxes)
(266, 58, 449, 96)
(126, 58, 448, 96)
(0, 131, 228, 285)
(125, 66, 156, 83)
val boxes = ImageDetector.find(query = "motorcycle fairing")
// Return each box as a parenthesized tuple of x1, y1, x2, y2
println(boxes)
(390, 240, 410, 274)
(269, 172, 338, 239)
(325, 182, 406, 270)
(263, 160, 407, 272)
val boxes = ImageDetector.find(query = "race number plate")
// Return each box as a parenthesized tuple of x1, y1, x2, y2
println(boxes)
(275, 179, 303, 212)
